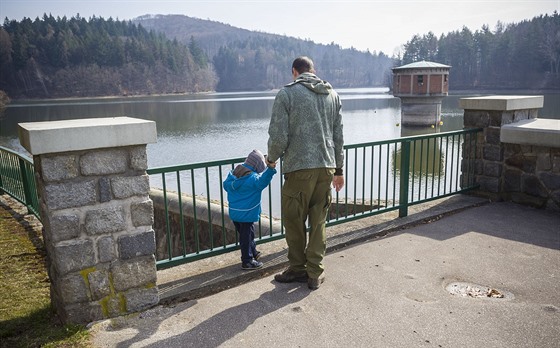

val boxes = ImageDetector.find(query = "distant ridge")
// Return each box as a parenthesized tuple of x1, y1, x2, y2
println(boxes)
(133, 14, 395, 91)
(133, 14, 302, 57)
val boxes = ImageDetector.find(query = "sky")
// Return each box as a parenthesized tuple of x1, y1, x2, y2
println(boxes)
(0, 0, 558, 55)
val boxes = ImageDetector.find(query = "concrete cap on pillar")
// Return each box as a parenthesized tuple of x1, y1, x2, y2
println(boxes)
(18, 117, 157, 155)
(459, 96, 544, 111)
(501, 118, 560, 148)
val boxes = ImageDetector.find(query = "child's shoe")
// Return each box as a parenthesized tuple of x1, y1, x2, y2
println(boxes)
(254, 251, 262, 260)
(241, 259, 263, 270)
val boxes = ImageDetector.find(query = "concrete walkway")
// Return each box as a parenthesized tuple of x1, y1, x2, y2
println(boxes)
(89, 195, 560, 348)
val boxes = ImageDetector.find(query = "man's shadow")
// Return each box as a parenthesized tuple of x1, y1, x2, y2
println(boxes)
(118, 280, 310, 348)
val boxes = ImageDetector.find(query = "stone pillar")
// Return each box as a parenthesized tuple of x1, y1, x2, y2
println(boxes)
(459, 96, 543, 201)
(18, 117, 158, 324)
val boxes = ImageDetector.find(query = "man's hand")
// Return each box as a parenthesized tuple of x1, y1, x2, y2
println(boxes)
(332, 175, 344, 192)
(266, 157, 277, 168)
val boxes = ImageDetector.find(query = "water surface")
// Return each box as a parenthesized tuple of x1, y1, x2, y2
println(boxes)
(1, 89, 557, 168)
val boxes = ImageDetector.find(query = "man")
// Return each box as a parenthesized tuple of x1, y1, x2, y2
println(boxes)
(267, 56, 344, 290)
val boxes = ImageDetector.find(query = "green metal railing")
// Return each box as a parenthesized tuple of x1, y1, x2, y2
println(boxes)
(0, 146, 41, 219)
(147, 157, 283, 269)
(148, 128, 482, 269)
(0, 129, 481, 269)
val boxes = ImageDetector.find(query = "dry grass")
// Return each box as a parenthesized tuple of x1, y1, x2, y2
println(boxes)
(0, 201, 92, 348)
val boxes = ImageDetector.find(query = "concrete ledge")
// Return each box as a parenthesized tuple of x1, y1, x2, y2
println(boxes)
(459, 95, 544, 111)
(156, 194, 490, 304)
(18, 117, 157, 155)
(501, 118, 560, 147)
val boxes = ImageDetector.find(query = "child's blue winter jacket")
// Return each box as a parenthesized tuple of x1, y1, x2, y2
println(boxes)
(223, 164, 276, 222)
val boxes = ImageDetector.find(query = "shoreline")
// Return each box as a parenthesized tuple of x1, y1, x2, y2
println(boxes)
(6, 91, 218, 104)
(5, 87, 559, 104)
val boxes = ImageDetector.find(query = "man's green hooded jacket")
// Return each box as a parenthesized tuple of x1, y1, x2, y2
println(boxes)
(267, 72, 344, 174)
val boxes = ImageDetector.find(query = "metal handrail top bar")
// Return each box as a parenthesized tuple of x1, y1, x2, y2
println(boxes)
(344, 128, 483, 149)
(147, 156, 246, 174)
(0, 146, 33, 162)
(147, 128, 483, 175)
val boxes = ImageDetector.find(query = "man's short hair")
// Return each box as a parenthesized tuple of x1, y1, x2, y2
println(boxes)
(292, 56, 315, 74)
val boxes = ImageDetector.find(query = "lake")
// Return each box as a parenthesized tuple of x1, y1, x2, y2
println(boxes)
(1, 89, 558, 168)
(2, 88, 557, 218)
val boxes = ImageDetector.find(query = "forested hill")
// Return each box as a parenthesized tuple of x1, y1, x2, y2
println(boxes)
(0, 14, 394, 100)
(0, 15, 217, 99)
(133, 14, 264, 60)
(0, 12, 557, 101)
(399, 12, 559, 90)
(133, 14, 394, 91)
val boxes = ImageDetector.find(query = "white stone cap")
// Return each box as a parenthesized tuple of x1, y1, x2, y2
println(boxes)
(459, 96, 544, 111)
(18, 117, 157, 155)
(501, 118, 560, 148)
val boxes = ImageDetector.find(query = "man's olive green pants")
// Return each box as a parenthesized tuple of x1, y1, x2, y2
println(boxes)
(281, 168, 334, 278)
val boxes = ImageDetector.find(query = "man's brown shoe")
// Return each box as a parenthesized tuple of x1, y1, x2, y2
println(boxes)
(274, 269, 308, 283)
(308, 275, 325, 290)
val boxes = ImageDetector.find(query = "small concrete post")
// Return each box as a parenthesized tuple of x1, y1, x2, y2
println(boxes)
(18, 117, 158, 324)
(459, 96, 547, 202)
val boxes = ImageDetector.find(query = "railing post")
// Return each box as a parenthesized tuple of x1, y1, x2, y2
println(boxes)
(399, 140, 411, 217)
(18, 158, 34, 215)
(0, 150, 6, 195)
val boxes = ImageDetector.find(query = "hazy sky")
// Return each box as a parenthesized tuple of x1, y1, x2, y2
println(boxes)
(1, 0, 558, 55)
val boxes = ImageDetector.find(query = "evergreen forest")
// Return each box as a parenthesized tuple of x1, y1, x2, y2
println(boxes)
(0, 11, 558, 101)
(0, 14, 216, 99)
(400, 11, 559, 90)
(134, 14, 394, 92)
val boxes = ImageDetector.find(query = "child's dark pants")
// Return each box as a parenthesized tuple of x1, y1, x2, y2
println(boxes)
(233, 221, 258, 264)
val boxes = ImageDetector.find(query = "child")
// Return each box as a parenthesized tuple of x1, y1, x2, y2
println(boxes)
(223, 149, 277, 270)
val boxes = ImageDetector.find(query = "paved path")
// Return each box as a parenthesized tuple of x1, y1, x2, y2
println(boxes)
(90, 197, 560, 348)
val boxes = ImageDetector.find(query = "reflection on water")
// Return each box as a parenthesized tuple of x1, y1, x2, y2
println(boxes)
(2, 90, 556, 160)
(3, 89, 555, 218)
(394, 137, 445, 176)
(0, 89, 402, 164)
(1, 89, 557, 194)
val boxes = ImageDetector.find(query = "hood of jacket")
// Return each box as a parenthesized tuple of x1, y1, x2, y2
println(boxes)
(232, 164, 252, 178)
(287, 72, 332, 95)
